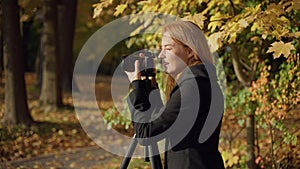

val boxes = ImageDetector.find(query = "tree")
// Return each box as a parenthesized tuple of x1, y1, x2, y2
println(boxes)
(1, 0, 33, 125)
(18, 0, 43, 87)
(92, 0, 300, 168)
(58, 0, 78, 92)
(0, 16, 3, 81)
(39, 0, 62, 110)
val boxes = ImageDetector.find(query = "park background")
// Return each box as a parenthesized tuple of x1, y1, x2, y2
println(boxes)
(0, 0, 299, 168)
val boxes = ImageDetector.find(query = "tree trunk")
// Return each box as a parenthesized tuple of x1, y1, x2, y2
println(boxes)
(39, 0, 62, 110)
(230, 44, 250, 86)
(230, 44, 256, 169)
(0, 14, 3, 81)
(246, 113, 255, 169)
(57, 0, 78, 92)
(35, 39, 43, 88)
(2, 0, 33, 125)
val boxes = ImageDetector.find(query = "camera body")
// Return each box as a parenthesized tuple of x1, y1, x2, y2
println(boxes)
(122, 50, 156, 76)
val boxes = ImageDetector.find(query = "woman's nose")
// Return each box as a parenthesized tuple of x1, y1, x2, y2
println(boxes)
(158, 50, 165, 59)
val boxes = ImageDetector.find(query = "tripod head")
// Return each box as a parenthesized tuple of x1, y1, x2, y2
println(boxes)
(142, 74, 157, 94)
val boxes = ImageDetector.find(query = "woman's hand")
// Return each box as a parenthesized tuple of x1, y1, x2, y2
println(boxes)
(125, 60, 141, 83)
(125, 52, 157, 87)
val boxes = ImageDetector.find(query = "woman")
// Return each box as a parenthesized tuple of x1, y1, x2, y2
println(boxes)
(125, 20, 225, 169)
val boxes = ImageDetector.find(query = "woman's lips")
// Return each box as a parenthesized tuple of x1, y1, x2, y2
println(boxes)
(161, 62, 168, 69)
(161, 60, 168, 66)
(160, 59, 168, 71)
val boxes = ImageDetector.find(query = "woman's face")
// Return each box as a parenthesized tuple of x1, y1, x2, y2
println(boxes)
(158, 32, 189, 76)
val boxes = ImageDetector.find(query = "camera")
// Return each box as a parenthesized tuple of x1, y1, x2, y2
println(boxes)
(122, 50, 156, 76)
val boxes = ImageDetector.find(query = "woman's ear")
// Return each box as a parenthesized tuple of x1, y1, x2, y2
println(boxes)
(185, 47, 194, 58)
(188, 49, 196, 59)
(186, 48, 202, 65)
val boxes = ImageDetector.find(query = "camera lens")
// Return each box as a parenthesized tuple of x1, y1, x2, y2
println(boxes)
(121, 50, 156, 77)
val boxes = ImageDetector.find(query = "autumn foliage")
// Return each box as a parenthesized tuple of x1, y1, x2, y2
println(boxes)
(0, 0, 299, 168)
(92, 0, 300, 168)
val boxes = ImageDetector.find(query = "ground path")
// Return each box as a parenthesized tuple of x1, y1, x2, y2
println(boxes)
(1, 146, 122, 169)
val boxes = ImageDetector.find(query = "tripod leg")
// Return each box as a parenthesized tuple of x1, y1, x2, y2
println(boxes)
(145, 146, 150, 162)
(149, 143, 163, 169)
(119, 134, 138, 169)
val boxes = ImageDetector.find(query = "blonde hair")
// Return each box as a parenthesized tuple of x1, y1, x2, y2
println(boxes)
(163, 21, 213, 64)
(162, 21, 213, 99)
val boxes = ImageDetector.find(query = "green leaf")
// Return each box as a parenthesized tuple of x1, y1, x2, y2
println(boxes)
(238, 119, 245, 126)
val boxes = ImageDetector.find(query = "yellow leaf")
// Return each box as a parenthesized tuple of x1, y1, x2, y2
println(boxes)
(228, 32, 237, 43)
(267, 3, 285, 16)
(190, 13, 207, 29)
(267, 41, 296, 59)
(289, 31, 300, 38)
(208, 12, 229, 32)
(129, 15, 139, 24)
(251, 22, 260, 32)
(293, 0, 300, 10)
(250, 36, 260, 42)
(58, 130, 64, 135)
(238, 19, 249, 28)
(92, 1, 114, 19)
(227, 156, 239, 167)
(114, 3, 128, 16)
(208, 21, 223, 32)
(262, 34, 267, 39)
(92, 3, 103, 19)
(208, 32, 224, 52)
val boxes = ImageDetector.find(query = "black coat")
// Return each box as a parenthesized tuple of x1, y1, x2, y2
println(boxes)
(128, 64, 225, 169)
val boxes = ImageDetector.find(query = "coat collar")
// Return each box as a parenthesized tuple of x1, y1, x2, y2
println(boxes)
(176, 63, 217, 85)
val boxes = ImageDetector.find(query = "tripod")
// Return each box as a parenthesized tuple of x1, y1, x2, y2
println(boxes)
(120, 74, 163, 169)
(119, 134, 163, 169)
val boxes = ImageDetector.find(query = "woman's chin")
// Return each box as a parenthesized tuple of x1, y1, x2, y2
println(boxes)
(162, 66, 168, 73)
